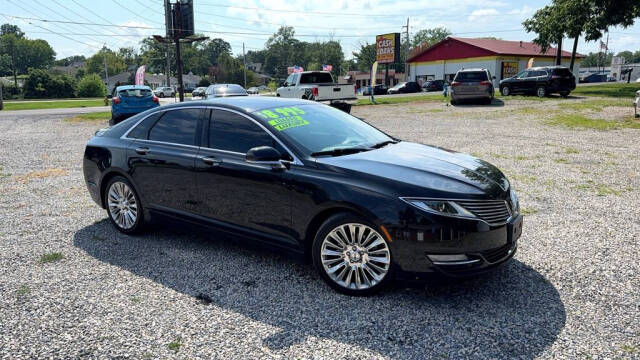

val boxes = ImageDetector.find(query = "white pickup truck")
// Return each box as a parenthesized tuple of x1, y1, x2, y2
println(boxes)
(277, 71, 357, 113)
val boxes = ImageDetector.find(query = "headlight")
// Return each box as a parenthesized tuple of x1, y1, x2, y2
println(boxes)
(400, 198, 476, 218)
(509, 188, 520, 214)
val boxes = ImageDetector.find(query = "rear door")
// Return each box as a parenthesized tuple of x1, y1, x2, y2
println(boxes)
(194, 108, 295, 244)
(128, 108, 203, 213)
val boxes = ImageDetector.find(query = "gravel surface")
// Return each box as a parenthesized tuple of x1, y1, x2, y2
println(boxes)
(0, 97, 639, 359)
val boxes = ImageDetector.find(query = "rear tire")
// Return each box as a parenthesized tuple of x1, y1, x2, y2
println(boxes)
(104, 176, 145, 234)
(536, 86, 547, 98)
(158, 93, 164, 98)
(312, 213, 393, 296)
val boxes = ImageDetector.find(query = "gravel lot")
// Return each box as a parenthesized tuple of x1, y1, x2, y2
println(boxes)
(1, 97, 639, 359)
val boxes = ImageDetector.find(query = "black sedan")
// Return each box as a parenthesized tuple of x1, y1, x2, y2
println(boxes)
(387, 81, 422, 94)
(83, 97, 522, 295)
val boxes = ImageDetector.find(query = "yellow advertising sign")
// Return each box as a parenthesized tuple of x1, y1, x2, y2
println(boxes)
(376, 33, 400, 64)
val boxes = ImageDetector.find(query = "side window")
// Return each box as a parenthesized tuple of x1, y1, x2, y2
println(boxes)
(127, 112, 163, 139)
(209, 110, 287, 156)
(285, 74, 294, 86)
(148, 109, 200, 146)
(517, 71, 529, 79)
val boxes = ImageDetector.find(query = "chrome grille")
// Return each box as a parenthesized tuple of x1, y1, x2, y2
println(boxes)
(455, 200, 511, 225)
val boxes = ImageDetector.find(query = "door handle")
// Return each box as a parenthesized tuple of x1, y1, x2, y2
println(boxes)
(135, 147, 149, 155)
(202, 156, 222, 166)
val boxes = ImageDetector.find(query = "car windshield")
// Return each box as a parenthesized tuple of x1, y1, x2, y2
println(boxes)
(213, 84, 247, 96)
(253, 104, 392, 156)
(119, 88, 151, 97)
(455, 72, 488, 82)
(391, 82, 406, 89)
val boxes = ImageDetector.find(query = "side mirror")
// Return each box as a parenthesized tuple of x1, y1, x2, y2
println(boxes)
(492, 76, 496, 80)
(246, 146, 286, 169)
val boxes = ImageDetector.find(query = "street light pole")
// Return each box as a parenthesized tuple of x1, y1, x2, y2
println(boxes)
(243, 42, 247, 88)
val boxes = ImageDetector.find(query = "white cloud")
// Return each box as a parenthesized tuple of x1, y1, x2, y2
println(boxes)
(467, 8, 500, 22)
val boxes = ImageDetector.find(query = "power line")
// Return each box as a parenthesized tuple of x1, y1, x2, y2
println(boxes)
(112, 0, 163, 25)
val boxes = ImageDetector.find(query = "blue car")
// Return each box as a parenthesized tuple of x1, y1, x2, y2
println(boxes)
(110, 85, 159, 125)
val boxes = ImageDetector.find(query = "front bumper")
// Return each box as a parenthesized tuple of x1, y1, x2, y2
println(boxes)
(388, 211, 523, 279)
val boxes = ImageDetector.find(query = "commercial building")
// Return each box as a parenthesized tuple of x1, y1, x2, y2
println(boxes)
(407, 37, 584, 85)
(340, 69, 404, 90)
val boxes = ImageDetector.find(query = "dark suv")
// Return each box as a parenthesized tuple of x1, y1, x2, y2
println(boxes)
(499, 66, 576, 98)
(450, 68, 495, 105)
(422, 80, 444, 92)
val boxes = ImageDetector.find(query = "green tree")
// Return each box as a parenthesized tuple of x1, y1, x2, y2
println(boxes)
(77, 74, 106, 97)
(352, 43, 376, 71)
(54, 55, 86, 67)
(0, 23, 23, 37)
(264, 26, 301, 79)
(23, 69, 76, 98)
(411, 27, 451, 48)
(85, 48, 126, 76)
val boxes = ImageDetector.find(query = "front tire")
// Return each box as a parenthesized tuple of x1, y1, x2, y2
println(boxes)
(104, 176, 145, 234)
(312, 213, 393, 296)
(536, 86, 547, 98)
(500, 86, 510, 96)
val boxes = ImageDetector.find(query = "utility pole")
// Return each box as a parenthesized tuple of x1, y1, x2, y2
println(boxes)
(243, 42, 247, 88)
(164, 0, 171, 87)
(174, 3, 185, 102)
(102, 45, 110, 93)
(0, 81, 4, 110)
(403, 17, 409, 81)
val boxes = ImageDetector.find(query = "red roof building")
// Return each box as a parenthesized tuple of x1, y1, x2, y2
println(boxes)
(407, 37, 584, 84)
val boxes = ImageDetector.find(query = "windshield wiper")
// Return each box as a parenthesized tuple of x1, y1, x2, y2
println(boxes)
(311, 147, 372, 157)
(371, 140, 399, 149)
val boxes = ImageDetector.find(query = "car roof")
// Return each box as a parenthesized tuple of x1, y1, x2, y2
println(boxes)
(161, 96, 316, 113)
(116, 85, 151, 90)
(457, 68, 487, 72)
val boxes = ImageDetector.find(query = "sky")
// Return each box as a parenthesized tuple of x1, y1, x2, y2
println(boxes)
(1, 0, 640, 62)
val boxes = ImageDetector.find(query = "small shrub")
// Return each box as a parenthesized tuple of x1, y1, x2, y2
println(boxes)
(167, 338, 182, 352)
(77, 74, 106, 98)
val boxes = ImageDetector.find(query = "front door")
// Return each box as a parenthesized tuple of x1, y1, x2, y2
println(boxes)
(194, 108, 295, 245)
(128, 108, 203, 212)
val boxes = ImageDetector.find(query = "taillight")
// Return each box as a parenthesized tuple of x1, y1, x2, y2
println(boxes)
(152, 95, 159, 103)
(479, 80, 491, 85)
(112, 96, 121, 105)
(451, 81, 461, 87)
(312, 87, 318, 97)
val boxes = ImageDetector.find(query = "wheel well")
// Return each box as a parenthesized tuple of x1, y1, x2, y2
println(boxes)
(301, 95, 307, 100)
(99, 171, 125, 208)
(303, 207, 360, 258)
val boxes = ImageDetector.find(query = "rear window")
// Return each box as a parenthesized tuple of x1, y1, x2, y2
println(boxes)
(454, 71, 488, 82)
(300, 72, 333, 84)
(213, 85, 247, 96)
(552, 68, 573, 77)
(119, 89, 151, 97)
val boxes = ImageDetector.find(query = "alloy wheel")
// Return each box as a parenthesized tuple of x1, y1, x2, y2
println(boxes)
(107, 181, 138, 229)
(537, 87, 546, 97)
(501, 86, 510, 96)
(320, 223, 391, 291)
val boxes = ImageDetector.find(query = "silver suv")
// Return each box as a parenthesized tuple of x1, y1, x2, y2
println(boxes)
(153, 86, 175, 98)
(450, 68, 495, 105)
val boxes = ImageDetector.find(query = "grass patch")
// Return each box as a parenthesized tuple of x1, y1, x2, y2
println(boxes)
(39, 252, 64, 264)
(545, 114, 640, 130)
(0, 166, 10, 178)
(520, 207, 538, 215)
(355, 95, 446, 106)
(64, 111, 111, 123)
(3, 99, 106, 111)
(17, 285, 31, 296)
(572, 83, 639, 98)
(557, 99, 631, 111)
(620, 344, 638, 354)
(496, 94, 555, 102)
(167, 338, 182, 352)
(596, 185, 622, 196)
(15, 168, 68, 183)
(517, 107, 540, 115)
(553, 158, 569, 164)
(131, 296, 142, 304)
(510, 174, 537, 183)
(514, 155, 535, 161)
(564, 147, 579, 154)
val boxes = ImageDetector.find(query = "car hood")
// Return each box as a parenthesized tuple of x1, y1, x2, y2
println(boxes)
(316, 141, 508, 197)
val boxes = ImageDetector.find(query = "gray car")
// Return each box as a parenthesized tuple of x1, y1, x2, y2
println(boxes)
(153, 86, 175, 98)
(450, 68, 495, 105)
(204, 84, 248, 99)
